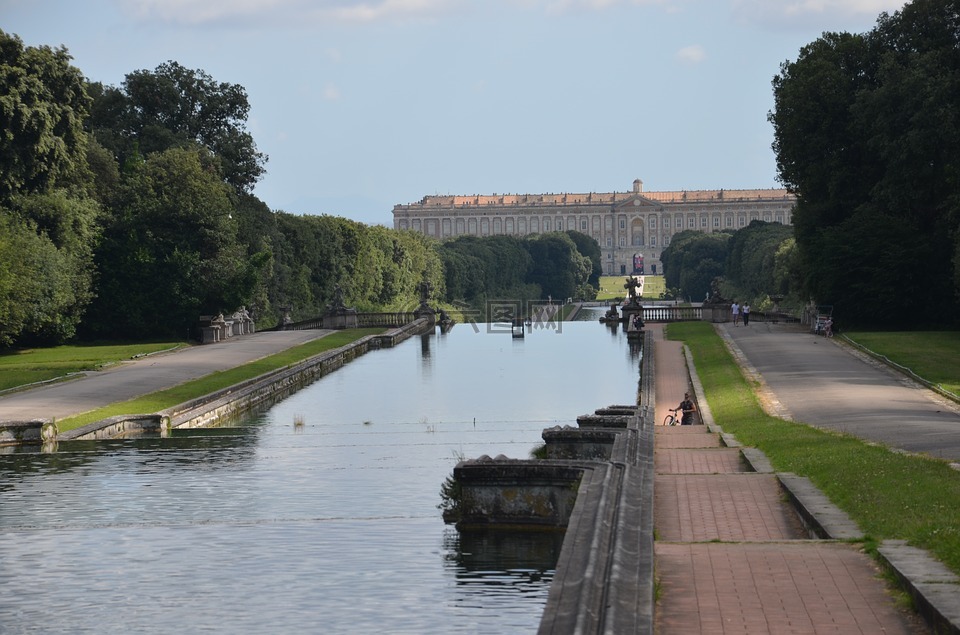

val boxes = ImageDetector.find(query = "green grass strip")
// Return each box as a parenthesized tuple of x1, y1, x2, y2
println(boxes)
(0, 341, 186, 392)
(844, 331, 960, 395)
(666, 321, 960, 576)
(597, 275, 665, 301)
(56, 329, 384, 433)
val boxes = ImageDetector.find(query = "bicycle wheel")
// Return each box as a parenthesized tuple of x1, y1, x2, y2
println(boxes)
(663, 414, 676, 426)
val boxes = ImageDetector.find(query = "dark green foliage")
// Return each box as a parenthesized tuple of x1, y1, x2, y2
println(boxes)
(660, 231, 731, 301)
(87, 61, 267, 193)
(724, 221, 795, 301)
(437, 231, 592, 313)
(0, 31, 92, 202)
(0, 32, 102, 345)
(438, 235, 532, 304)
(770, 0, 960, 326)
(525, 232, 591, 302)
(565, 230, 603, 286)
(83, 147, 249, 339)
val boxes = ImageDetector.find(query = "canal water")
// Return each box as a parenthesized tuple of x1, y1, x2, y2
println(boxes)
(0, 308, 640, 634)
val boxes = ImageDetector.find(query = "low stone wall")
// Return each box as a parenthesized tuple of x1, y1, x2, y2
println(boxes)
(59, 414, 169, 442)
(0, 419, 57, 447)
(60, 319, 432, 441)
(454, 457, 588, 529)
(541, 426, 621, 461)
(446, 330, 656, 634)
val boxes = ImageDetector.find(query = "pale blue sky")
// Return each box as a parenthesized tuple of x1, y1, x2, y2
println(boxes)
(3, 0, 906, 225)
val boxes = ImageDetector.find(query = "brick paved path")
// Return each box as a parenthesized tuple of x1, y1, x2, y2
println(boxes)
(647, 324, 924, 635)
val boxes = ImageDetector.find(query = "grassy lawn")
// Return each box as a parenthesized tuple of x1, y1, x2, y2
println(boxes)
(597, 275, 665, 301)
(666, 321, 960, 577)
(0, 341, 187, 392)
(54, 329, 384, 433)
(844, 331, 960, 395)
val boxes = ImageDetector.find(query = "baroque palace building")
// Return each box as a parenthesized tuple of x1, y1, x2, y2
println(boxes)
(393, 179, 796, 276)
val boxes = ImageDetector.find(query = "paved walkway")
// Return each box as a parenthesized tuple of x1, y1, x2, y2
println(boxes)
(647, 324, 926, 634)
(721, 320, 960, 462)
(0, 330, 330, 423)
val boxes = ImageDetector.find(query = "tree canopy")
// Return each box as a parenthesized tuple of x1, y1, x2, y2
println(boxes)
(88, 61, 267, 193)
(770, 0, 960, 326)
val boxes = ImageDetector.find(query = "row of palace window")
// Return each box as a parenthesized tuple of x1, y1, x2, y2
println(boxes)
(403, 211, 787, 237)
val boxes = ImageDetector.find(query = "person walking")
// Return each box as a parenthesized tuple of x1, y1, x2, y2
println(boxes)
(742, 303, 751, 326)
(673, 392, 697, 425)
(731, 301, 740, 326)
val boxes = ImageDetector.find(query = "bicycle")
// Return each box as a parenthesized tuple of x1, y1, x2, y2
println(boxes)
(663, 408, 681, 426)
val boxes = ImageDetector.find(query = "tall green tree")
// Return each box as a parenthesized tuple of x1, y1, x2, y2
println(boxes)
(88, 61, 267, 193)
(724, 221, 794, 302)
(0, 31, 103, 345)
(0, 31, 91, 202)
(525, 232, 591, 302)
(660, 231, 730, 301)
(565, 230, 603, 286)
(770, 0, 960, 325)
(85, 147, 253, 339)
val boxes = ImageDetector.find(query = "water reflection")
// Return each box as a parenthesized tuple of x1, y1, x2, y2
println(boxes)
(0, 312, 637, 634)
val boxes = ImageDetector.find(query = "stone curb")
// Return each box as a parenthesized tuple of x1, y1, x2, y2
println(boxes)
(776, 472, 864, 541)
(877, 540, 960, 635)
(706, 323, 959, 633)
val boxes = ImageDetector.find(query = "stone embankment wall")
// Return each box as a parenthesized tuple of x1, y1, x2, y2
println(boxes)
(449, 330, 656, 634)
(51, 319, 433, 442)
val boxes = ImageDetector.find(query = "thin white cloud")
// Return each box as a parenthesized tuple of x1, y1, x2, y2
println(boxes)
(118, 0, 458, 26)
(512, 0, 676, 11)
(676, 44, 705, 64)
(323, 83, 342, 100)
(730, 0, 909, 29)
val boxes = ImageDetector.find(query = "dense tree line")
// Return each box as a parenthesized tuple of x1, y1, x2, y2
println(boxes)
(0, 30, 595, 347)
(770, 0, 960, 327)
(660, 221, 800, 311)
(661, 230, 732, 302)
(437, 231, 594, 319)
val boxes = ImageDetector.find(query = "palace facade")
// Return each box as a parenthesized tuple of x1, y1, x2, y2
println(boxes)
(392, 179, 796, 276)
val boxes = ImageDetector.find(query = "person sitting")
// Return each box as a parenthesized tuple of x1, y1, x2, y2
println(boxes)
(674, 392, 697, 425)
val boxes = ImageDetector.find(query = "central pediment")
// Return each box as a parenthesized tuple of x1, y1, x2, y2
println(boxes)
(614, 195, 661, 211)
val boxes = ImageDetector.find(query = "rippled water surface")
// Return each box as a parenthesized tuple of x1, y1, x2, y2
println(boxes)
(0, 311, 639, 634)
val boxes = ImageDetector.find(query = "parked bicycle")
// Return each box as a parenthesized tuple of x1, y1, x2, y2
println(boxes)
(663, 408, 682, 426)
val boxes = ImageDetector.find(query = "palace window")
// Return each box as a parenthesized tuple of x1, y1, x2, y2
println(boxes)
(619, 219, 626, 229)
(713, 217, 720, 227)
(700, 217, 707, 228)
(557, 220, 563, 230)
(650, 218, 657, 229)
(676, 217, 682, 228)
(688, 217, 695, 228)
(619, 237, 625, 247)
(606, 237, 612, 247)
(581, 219, 588, 230)
(739, 216, 746, 227)
(651, 235, 657, 246)
(726, 216, 733, 227)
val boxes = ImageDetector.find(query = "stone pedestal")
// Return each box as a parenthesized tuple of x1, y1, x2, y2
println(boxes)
(701, 302, 731, 323)
(200, 326, 221, 344)
(322, 309, 358, 329)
